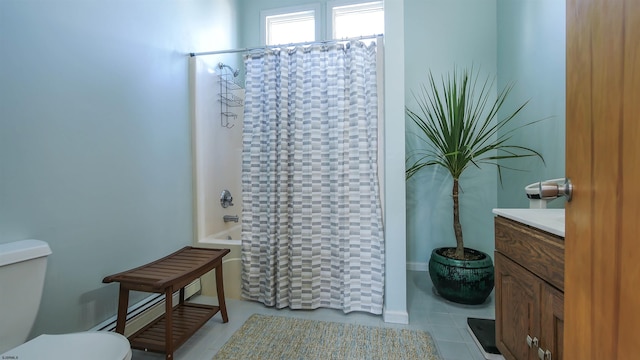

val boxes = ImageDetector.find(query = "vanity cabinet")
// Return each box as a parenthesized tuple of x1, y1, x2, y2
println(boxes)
(494, 216, 564, 360)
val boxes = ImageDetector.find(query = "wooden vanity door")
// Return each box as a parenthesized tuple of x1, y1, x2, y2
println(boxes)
(495, 253, 540, 360)
(541, 284, 564, 360)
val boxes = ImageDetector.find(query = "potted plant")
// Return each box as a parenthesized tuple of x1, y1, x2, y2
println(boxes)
(406, 67, 543, 304)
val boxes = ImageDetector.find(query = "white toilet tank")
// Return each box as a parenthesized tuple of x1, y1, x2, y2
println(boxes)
(0, 239, 52, 354)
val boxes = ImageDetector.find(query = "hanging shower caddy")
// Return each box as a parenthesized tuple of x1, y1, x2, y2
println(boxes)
(217, 62, 243, 128)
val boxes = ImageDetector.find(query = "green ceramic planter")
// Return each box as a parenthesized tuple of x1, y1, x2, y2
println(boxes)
(428, 247, 494, 305)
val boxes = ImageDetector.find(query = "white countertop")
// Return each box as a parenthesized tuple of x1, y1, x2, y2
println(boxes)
(492, 208, 565, 237)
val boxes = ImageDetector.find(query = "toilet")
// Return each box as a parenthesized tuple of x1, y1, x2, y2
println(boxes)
(0, 239, 132, 360)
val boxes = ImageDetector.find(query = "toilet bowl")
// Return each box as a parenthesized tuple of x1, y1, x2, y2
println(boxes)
(1, 332, 132, 360)
(0, 239, 132, 359)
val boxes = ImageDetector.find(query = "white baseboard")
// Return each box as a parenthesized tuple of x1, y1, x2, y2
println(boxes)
(406, 261, 428, 271)
(383, 308, 409, 324)
(92, 279, 201, 336)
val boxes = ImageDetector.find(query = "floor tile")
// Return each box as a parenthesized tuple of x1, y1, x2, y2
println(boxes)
(428, 325, 466, 342)
(437, 340, 475, 359)
(130, 270, 494, 360)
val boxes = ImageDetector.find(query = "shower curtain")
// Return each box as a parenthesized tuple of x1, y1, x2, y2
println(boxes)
(241, 40, 384, 314)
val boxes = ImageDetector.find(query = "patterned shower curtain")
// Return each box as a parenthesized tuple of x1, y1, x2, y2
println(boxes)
(241, 40, 384, 314)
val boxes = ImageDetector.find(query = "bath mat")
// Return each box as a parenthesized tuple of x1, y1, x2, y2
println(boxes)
(212, 314, 441, 360)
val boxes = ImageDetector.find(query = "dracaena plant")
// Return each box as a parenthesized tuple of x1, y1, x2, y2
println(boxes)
(406, 67, 544, 260)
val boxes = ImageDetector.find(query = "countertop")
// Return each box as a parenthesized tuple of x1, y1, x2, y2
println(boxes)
(492, 208, 565, 237)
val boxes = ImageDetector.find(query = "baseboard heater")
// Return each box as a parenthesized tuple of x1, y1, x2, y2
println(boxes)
(91, 279, 201, 337)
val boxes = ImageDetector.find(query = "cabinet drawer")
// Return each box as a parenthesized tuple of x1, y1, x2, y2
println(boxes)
(495, 216, 564, 291)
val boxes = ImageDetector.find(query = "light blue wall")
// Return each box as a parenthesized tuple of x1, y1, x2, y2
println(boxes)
(404, 0, 498, 265)
(0, 0, 239, 336)
(0, 0, 564, 336)
(496, 0, 566, 209)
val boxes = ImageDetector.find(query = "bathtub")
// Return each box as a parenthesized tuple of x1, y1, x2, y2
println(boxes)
(196, 224, 242, 300)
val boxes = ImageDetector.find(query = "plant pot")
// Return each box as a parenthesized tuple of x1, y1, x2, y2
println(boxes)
(428, 247, 494, 305)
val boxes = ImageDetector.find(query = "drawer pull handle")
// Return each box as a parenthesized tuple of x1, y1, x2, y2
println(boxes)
(538, 348, 552, 360)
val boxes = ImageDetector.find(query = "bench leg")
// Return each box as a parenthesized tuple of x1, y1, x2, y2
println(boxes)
(115, 287, 129, 335)
(215, 264, 228, 323)
(165, 287, 174, 360)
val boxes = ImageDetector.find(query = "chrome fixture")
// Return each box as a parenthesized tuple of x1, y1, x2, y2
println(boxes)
(223, 215, 239, 223)
(217, 62, 240, 78)
(220, 190, 234, 208)
(525, 178, 573, 208)
(539, 178, 573, 202)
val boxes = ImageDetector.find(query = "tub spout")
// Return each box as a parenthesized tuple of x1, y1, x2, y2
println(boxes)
(223, 215, 239, 223)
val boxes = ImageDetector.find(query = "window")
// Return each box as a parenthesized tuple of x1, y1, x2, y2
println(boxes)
(262, 5, 320, 46)
(330, 1, 384, 39)
(261, 2, 383, 46)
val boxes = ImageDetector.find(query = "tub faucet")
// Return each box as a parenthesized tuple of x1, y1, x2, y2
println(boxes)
(223, 215, 239, 223)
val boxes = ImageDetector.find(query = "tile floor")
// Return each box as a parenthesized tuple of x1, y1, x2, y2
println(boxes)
(131, 270, 494, 360)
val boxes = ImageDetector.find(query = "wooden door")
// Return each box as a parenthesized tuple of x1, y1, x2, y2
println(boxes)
(565, 0, 640, 358)
(541, 284, 564, 360)
(495, 253, 540, 360)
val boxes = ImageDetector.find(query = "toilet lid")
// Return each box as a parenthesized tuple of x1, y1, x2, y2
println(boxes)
(1, 331, 132, 360)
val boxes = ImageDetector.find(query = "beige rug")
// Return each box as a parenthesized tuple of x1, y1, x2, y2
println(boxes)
(213, 314, 441, 360)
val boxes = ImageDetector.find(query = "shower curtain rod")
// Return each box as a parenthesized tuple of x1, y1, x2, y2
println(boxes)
(189, 34, 383, 57)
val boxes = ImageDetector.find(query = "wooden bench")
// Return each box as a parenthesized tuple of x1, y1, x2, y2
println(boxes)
(103, 246, 230, 360)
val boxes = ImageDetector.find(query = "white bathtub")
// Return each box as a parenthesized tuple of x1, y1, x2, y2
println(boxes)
(197, 224, 242, 300)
